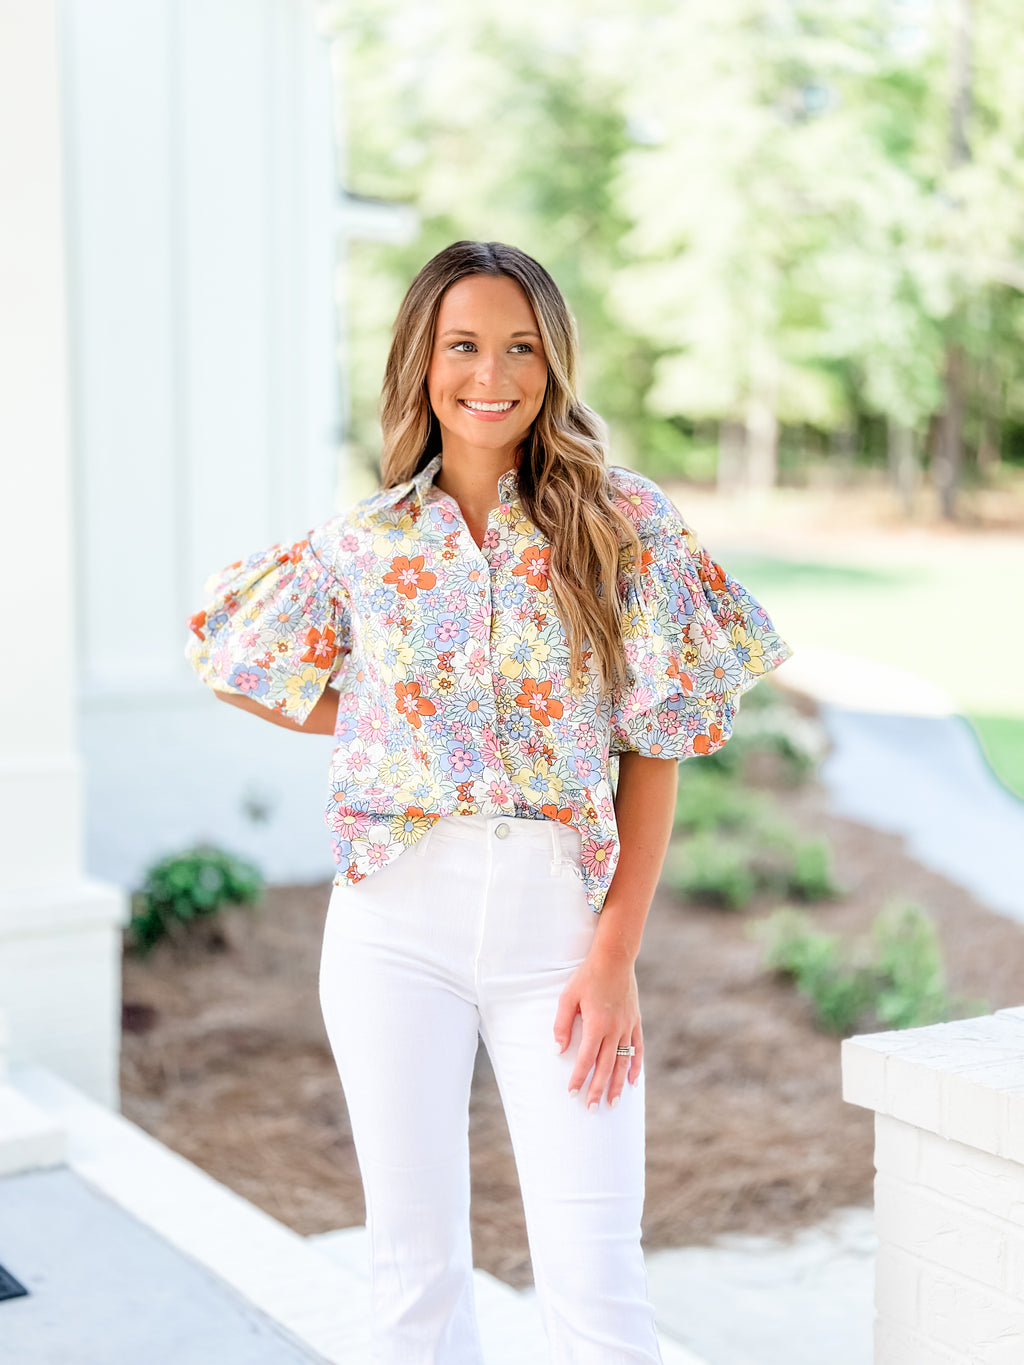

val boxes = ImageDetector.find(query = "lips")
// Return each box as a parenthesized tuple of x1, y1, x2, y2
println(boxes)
(457, 398, 520, 421)
(459, 399, 519, 413)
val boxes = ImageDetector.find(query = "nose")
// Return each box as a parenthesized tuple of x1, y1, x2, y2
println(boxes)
(472, 348, 508, 389)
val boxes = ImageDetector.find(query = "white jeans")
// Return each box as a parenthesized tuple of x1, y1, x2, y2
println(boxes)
(318, 812, 663, 1365)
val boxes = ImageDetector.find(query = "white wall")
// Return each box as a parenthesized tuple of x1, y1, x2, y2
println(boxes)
(59, 0, 346, 889)
(843, 1008, 1024, 1362)
(0, 0, 127, 1105)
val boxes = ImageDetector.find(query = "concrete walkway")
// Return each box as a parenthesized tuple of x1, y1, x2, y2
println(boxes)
(777, 643, 1024, 923)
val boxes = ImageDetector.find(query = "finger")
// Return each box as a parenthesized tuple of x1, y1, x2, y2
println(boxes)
(585, 1036, 619, 1111)
(553, 986, 579, 1053)
(568, 1026, 602, 1096)
(607, 1042, 634, 1107)
(629, 1027, 644, 1086)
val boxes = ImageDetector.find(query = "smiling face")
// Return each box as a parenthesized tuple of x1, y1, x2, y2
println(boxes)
(425, 273, 549, 469)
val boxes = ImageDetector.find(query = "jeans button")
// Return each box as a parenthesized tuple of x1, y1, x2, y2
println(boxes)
(494, 822, 510, 839)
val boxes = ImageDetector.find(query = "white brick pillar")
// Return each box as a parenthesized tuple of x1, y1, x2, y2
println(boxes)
(843, 1008, 1024, 1363)
(0, 0, 127, 1106)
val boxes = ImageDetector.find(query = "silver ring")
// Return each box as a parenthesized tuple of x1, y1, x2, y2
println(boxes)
(616, 1045, 636, 1057)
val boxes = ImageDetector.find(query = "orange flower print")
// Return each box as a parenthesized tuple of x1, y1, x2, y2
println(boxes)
(394, 681, 436, 729)
(697, 550, 727, 594)
(383, 554, 437, 599)
(276, 539, 309, 566)
(692, 723, 723, 755)
(666, 657, 694, 693)
(301, 625, 337, 667)
(188, 609, 207, 639)
(512, 544, 550, 590)
(540, 804, 574, 824)
(515, 677, 564, 726)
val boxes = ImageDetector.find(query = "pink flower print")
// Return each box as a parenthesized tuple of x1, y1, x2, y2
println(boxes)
(228, 665, 269, 697)
(340, 533, 359, 553)
(576, 721, 597, 750)
(366, 841, 391, 870)
(330, 806, 372, 838)
(357, 705, 388, 743)
(344, 747, 374, 776)
(480, 730, 504, 768)
(467, 604, 490, 637)
(482, 527, 500, 550)
(616, 485, 658, 523)
(580, 840, 614, 878)
(486, 779, 514, 806)
(692, 615, 725, 649)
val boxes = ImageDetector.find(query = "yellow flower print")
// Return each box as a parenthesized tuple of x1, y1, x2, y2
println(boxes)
(372, 513, 418, 558)
(729, 624, 767, 675)
(379, 751, 414, 788)
(620, 605, 651, 641)
(390, 808, 436, 845)
(377, 628, 416, 682)
(496, 623, 551, 680)
(512, 757, 564, 805)
(284, 666, 325, 713)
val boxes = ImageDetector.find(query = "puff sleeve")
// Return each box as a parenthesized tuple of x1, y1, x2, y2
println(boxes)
(185, 527, 351, 726)
(608, 514, 794, 760)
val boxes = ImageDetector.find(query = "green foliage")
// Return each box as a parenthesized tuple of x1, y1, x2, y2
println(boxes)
(128, 846, 265, 957)
(789, 838, 839, 902)
(673, 767, 768, 835)
(325, 0, 1024, 494)
(749, 900, 988, 1036)
(664, 834, 759, 911)
(667, 685, 840, 908)
(663, 825, 842, 911)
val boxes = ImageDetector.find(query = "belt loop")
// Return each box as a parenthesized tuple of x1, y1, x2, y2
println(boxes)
(548, 821, 562, 875)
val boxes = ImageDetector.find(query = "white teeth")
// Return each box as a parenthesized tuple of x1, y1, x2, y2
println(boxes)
(463, 399, 515, 412)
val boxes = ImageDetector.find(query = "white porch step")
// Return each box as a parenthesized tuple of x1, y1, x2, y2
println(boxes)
(8, 1062, 705, 1364)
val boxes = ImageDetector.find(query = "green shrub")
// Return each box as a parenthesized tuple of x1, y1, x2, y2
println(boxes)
(673, 768, 768, 835)
(748, 900, 988, 1036)
(663, 825, 842, 911)
(871, 899, 964, 1030)
(787, 838, 841, 901)
(128, 845, 265, 956)
(663, 833, 758, 910)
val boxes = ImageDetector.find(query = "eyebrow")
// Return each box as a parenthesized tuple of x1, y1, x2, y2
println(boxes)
(440, 329, 541, 339)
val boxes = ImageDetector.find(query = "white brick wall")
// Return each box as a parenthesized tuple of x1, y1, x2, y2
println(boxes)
(843, 1008, 1024, 1363)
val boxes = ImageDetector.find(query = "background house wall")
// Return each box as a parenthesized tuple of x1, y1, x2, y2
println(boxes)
(59, 0, 349, 889)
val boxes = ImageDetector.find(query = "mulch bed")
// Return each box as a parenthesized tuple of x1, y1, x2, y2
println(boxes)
(119, 689, 1024, 1288)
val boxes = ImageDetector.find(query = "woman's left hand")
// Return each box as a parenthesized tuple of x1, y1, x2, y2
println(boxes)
(553, 946, 643, 1109)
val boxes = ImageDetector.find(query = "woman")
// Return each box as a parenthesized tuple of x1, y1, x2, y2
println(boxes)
(186, 240, 794, 1363)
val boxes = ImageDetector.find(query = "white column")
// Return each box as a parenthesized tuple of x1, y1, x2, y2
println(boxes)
(843, 1008, 1024, 1363)
(0, 0, 127, 1106)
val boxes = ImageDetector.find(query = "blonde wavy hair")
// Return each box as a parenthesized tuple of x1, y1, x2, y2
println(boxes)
(379, 240, 642, 694)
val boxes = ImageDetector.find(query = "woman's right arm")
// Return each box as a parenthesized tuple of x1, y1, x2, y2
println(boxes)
(213, 685, 340, 736)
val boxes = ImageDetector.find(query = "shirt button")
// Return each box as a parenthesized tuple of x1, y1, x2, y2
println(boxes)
(494, 823, 510, 839)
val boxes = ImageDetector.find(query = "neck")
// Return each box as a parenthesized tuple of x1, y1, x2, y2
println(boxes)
(434, 443, 520, 511)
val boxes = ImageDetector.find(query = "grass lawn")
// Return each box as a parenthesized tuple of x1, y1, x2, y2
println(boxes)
(723, 550, 1024, 802)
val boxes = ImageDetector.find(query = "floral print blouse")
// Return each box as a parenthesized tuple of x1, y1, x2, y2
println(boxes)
(185, 453, 794, 912)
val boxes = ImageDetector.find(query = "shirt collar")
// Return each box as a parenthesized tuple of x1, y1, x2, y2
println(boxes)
(378, 453, 521, 510)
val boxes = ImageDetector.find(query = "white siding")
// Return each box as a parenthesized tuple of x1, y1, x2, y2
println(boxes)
(60, 0, 346, 887)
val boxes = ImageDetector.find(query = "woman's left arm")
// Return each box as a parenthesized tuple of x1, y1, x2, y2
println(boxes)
(553, 752, 679, 1109)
